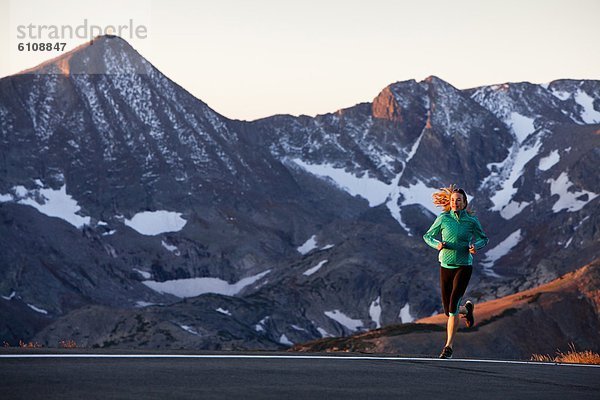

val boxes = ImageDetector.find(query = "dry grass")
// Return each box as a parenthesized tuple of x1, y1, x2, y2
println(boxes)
(531, 344, 600, 365)
(59, 339, 77, 349)
(18, 340, 43, 348)
(2, 339, 77, 349)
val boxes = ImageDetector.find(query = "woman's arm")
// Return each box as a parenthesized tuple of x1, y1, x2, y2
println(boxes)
(472, 217, 489, 250)
(423, 215, 444, 249)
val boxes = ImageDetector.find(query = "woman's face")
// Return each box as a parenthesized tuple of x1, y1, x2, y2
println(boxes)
(450, 192, 465, 211)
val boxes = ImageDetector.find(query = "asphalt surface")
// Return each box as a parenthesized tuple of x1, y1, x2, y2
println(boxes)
(1, 352, 599, 399)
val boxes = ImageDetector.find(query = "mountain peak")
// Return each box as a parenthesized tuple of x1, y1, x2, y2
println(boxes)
(422, 75, 448, 85)
(371, 79, 428, 121)
(16, 35, 149, 76)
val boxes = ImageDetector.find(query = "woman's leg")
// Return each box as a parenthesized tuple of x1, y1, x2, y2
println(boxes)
(440, 267, 457, 352)
(444, 266, 472, 349)
(439, 267, 455, 317)
(445, 314, 460, 348)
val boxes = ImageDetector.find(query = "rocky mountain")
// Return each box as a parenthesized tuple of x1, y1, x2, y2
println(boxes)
(1, 35, 598, 352)
(291, 258, 600, 360)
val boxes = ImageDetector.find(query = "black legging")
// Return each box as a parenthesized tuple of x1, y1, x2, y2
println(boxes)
(440, 266, 472, 316)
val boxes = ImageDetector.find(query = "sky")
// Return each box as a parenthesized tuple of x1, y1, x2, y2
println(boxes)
(1, 0, 599, 121)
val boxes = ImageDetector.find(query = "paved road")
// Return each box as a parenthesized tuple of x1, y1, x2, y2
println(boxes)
(1, 353, 599, 399)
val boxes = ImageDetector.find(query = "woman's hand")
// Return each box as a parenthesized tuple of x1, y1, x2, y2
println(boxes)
(469, 245, 477, 254)
(437, 242, 446, 251)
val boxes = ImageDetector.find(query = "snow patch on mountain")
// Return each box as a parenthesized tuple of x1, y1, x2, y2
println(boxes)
(292, 325, 307, 332)
(142, 270, 271, 298)
(0, 184, 91, 228)
(547, 172, 598, 212)
(397, 180, 441, 216)
(179, 324, 200, 336)
(297, 236, 333, 255)
(484, 138, 542, 220)
(298, 235, 318, 255)
(574, 90, 600, 124)
(538, 150, 560, 171)
(385, 178, 441, 234)
(1, 292, 16, 301)
(133, 269, 152, 280)
(548, 85, 600, 124)
(290, 144, 441, 234)
(481, 229, 522, 277)
(317, 327, 333, 337)
(549, 89, 571, 101)
(506, 113, 536, 144)
(124, 211, 187, 236)
(27, 304, 49, 315)
(498, 201, 531, 220)
(399, 303, 414, 323)
(324, 310, 363, 332)
(406, 127, 427, 161)
(161, 240, 180, 255)
(486, 136, 544, 219)
(303, 260, 328, 276)
(369, 296, 382, 328)
(135, 301, 158, 308)
(255, 316, 269, 333)
(279, 334, 294, 346)
(383, 126, 437, 233)
(291, 158, 390, 207)
(293, 157, 441, 234)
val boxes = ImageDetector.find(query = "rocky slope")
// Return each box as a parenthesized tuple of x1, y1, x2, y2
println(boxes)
(1, 35, 598, 349)
(290, 259, 600, 360)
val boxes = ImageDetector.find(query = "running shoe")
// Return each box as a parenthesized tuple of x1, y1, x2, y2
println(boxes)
(465, 300, 475, 328)
(439, 346, 453, 359)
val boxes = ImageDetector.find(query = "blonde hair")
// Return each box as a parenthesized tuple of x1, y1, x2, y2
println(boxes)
(432, 184, 473, 214)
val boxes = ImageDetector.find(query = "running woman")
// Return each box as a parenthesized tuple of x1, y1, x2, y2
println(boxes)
(423, 185, 488, 359)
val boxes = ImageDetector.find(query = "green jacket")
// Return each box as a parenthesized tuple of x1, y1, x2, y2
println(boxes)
(423, 210, 489, 268)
